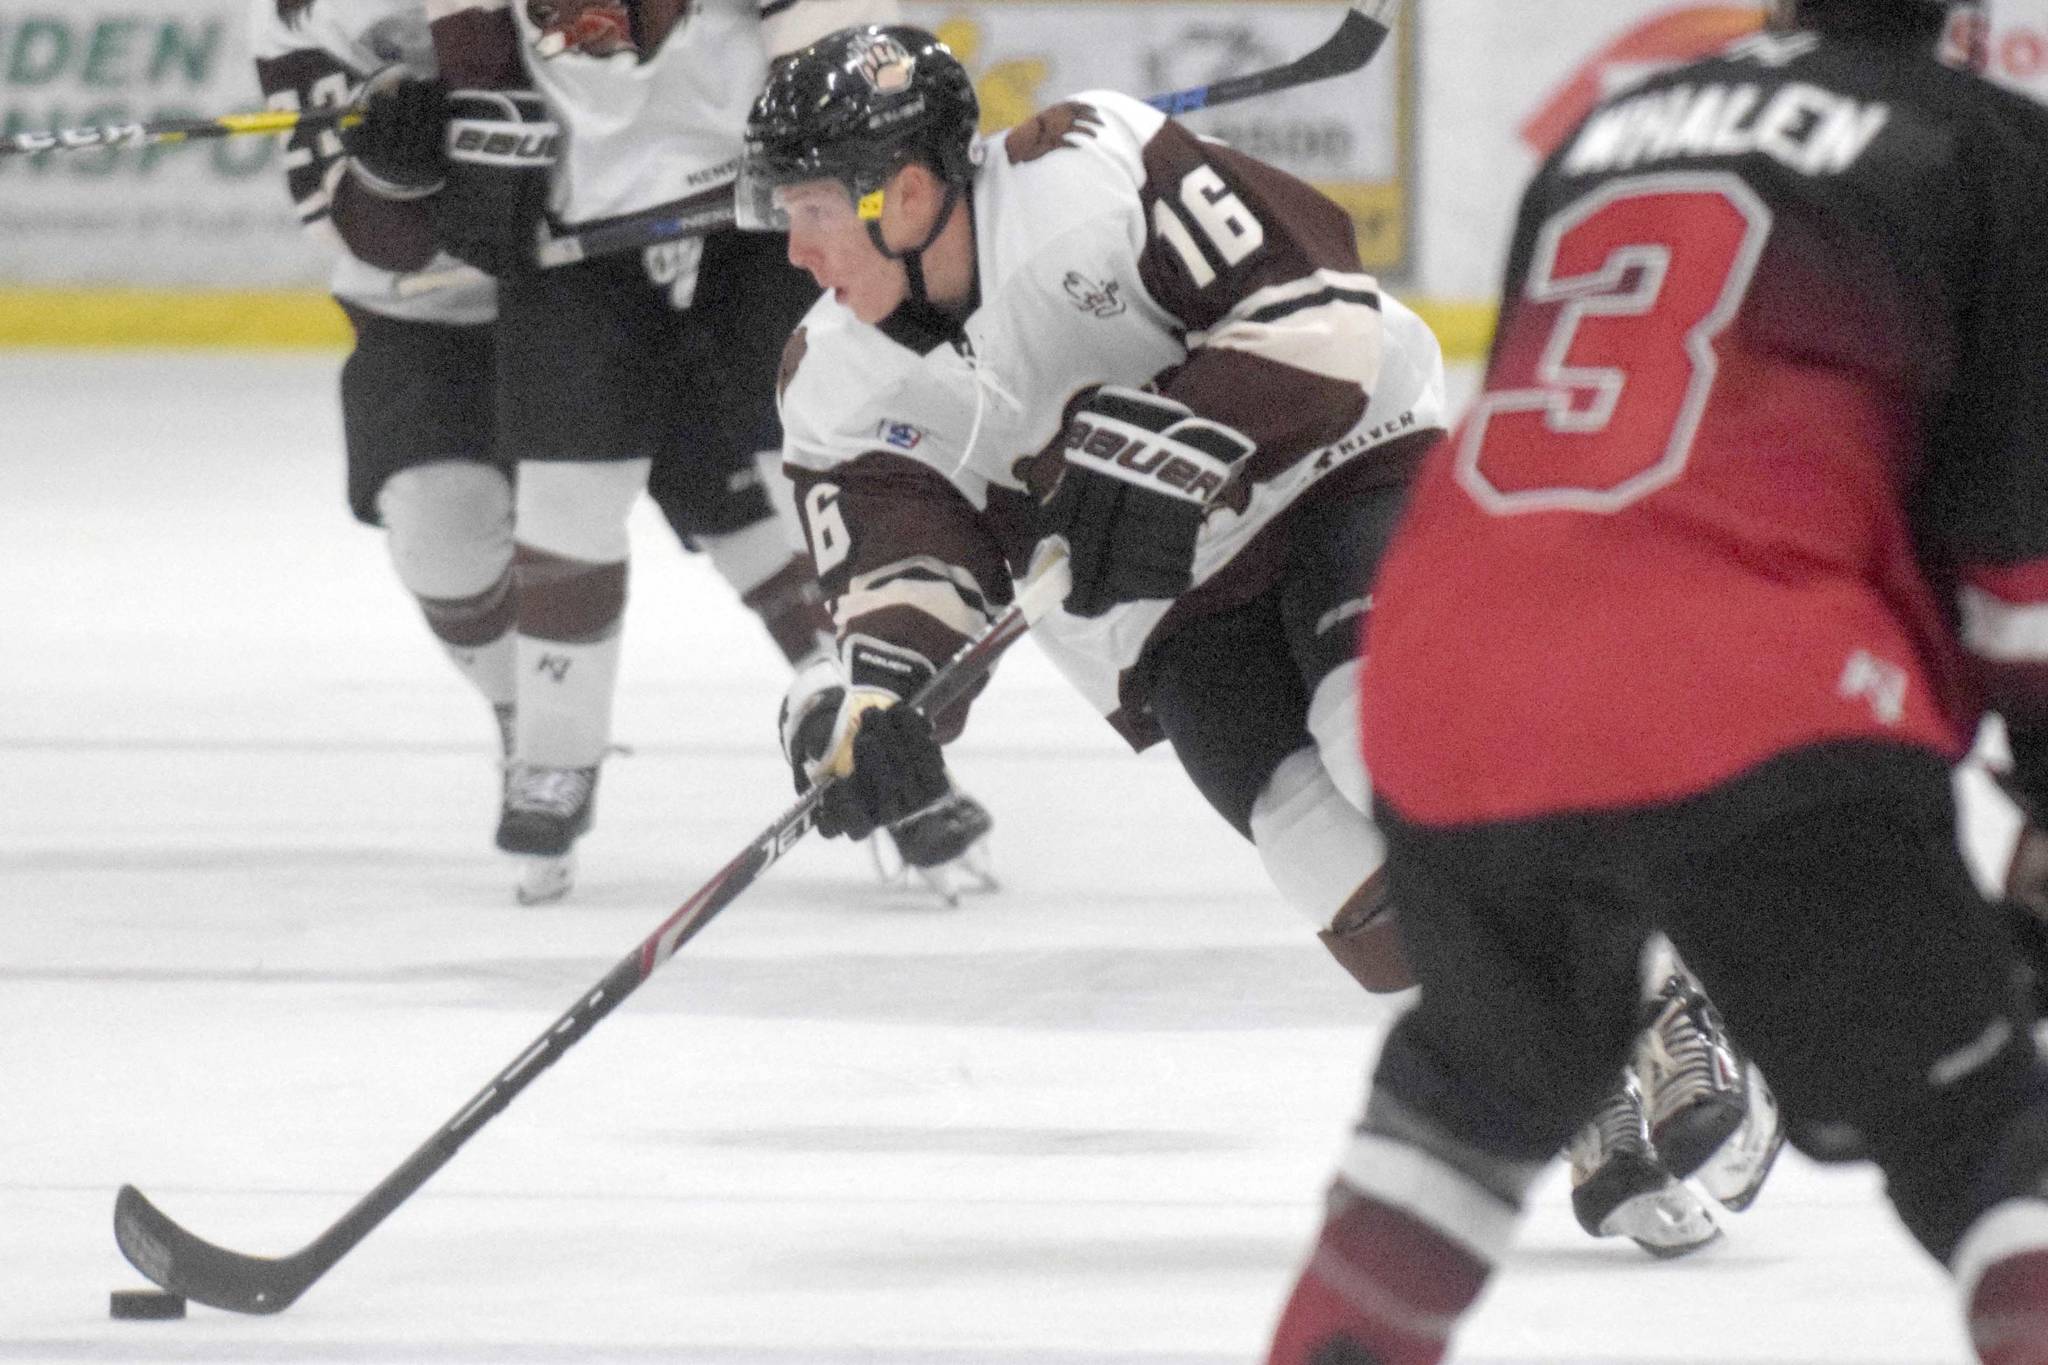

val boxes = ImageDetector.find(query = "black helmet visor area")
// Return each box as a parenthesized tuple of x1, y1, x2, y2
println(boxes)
(740, 24, 979, 230)
(735, 138, 912, 232)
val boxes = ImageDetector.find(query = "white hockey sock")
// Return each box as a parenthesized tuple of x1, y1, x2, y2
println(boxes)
(514, 628, 625, 768)
(438, 631, 515, 709)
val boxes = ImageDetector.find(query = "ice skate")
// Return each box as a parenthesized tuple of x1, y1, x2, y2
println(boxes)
(869, 787, 996, 906)
(497, 764, 598, 905)
(1569, 1071, 1721, 1258)
(1636, 973, 1750, 1180)
(1690, 1058, 1787, 1212)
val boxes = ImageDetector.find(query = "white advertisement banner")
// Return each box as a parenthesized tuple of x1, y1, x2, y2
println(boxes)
(0, 2, 2040, 303)
(0, 5, 324, 287)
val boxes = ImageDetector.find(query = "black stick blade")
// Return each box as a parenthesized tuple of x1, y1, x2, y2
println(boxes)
(114, 1185, 318, 1315)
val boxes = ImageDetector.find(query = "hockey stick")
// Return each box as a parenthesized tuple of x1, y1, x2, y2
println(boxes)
(1146, 0, 1396, 115)
(113, 552, 1073, 1315)
(0, 107, 357, 158)
(533, 0, 1398, 267)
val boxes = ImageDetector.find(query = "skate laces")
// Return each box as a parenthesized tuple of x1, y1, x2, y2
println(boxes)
(1644, 978, 1735, 1112)
(505, 765, 596, 818)
(1588, 1073, 1651, 1159)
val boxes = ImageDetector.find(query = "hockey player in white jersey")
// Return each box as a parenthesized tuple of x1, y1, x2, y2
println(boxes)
(326, 0, 993, 901)
(745, 24, 1783, 1252)
(251, 0, 518, 815)
(748, 24, 1436, 997)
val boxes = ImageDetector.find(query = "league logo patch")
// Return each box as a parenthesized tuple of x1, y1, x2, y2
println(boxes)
(526, 0, 636, 59)
(1062, 270, 1125, 318)
(876, 419, 924, 451)
(853, 33, 916, 93)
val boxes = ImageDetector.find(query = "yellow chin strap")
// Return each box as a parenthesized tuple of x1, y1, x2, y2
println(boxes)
(856, 189, 886, 222)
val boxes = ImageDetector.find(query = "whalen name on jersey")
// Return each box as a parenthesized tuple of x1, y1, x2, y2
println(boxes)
(1563, 81, 1890, 178)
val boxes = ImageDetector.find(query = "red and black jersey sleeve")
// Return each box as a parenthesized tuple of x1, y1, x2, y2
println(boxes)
(1135, 119, 1378, 481)
(787, 452, 1016, 742)
(1924, 89, 2048, 809)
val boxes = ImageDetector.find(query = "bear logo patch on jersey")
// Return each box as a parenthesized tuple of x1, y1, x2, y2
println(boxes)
(853, 34, 915, 93)
(527, 0, 636, 59)
(1003, 101, 1103, 165)
(1063, 271, 1125, 318)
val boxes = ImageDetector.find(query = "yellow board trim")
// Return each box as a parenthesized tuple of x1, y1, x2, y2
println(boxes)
(1411, 297, 1496, 366)
(0, 289, 352, 349)
(0, 287, 1497, 360)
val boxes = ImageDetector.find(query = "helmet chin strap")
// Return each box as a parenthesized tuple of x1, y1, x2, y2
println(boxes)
(867, 180, 964, 309)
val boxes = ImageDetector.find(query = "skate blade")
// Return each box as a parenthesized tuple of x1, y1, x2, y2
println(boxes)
(1604, 1181, 1722, 1258)
(1695, 1063, 1788, 1212)
(868, 837, 997, 907)
(514, 852, 576, 906)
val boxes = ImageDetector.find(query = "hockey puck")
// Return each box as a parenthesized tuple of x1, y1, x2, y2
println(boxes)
(109, 1288, 185, 1320)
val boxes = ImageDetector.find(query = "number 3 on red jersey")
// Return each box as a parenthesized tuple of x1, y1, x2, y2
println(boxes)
(1456, 172, 1773, 515)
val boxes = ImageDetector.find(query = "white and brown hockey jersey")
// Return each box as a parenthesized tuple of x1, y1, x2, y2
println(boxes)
(777, 91, 1447, 747)
(424, 0, 894, 229)
(251, 0, 495, 323)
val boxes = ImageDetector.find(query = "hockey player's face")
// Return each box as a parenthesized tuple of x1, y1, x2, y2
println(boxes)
(780, 179, 908, 324)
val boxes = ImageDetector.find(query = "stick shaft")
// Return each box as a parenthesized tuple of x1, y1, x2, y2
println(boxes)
(0, 107, 356, 158)
(113, 556, 1071, 1314)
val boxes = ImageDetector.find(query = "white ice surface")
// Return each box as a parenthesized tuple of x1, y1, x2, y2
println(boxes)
(0, 352, 2025, 1363)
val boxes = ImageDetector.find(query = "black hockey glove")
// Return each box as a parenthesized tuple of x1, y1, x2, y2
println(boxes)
(779, 656, 949, 842)
(1035, 385, 1253, 619)
(427, 88, 558, 277)
(342, 67, 449, 200)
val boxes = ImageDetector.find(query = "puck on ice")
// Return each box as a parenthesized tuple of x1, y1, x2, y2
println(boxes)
(109, 1289, 185, 1320)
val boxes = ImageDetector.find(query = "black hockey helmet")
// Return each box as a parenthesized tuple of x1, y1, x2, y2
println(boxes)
(739, 25, 978, 232)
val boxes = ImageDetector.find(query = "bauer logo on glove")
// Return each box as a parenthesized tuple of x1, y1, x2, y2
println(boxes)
(1035, 385, 1255, 618)
(1057, 389, 1246, 506)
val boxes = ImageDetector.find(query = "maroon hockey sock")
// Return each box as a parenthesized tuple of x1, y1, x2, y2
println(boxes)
(1266, 1191, 1491, 1365)
(1959, 1201, 2048, 1365)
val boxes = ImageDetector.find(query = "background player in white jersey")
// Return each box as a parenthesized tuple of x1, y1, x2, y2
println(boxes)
(251, 0, 517, 797)
(745, 24, 1783, 1256)
(326, 0, 992, 902)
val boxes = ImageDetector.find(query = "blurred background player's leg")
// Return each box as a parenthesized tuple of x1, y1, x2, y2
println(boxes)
(500, 457, 643, 900)
(380, 461, 517, 746)
(492, 255, 675, 904)
(339, 305, 515, 763)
